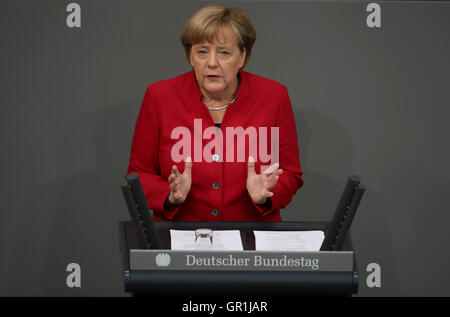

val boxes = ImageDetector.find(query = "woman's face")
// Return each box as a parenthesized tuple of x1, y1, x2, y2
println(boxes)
(190, 27, 246, 100)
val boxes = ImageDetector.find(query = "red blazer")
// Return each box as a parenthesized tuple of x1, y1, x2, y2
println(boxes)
(127, 70, 303, 221)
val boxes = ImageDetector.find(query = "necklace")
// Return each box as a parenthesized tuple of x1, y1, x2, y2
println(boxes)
(206, 96, 237, 111)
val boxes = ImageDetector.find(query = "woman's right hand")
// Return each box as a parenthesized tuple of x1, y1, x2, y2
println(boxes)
(167, 157, 192, 205)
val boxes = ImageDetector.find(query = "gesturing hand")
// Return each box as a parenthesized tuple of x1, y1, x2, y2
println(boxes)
(167, 156, 192, 205)
(246, 156, 283, 205)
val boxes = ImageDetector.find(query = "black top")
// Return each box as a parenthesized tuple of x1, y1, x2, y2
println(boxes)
(214, 123, 221, 128)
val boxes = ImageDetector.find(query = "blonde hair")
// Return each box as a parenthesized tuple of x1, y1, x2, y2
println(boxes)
(180, 4, 256, 68)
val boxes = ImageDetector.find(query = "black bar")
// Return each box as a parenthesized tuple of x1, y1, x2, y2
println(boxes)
(123, 173, 161, 249)
(321, 175, 361, 251)
(121, 185, 150, 249)
(130, 270, 355, 296)
(332, 184, 365, 251)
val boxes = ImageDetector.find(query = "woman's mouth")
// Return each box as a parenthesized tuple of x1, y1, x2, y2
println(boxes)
(207, 75, 221, 80)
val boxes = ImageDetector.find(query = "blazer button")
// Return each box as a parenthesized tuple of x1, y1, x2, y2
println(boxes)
(212, 182, 220, 189)
(211, 208, 219, 216)
(212, 154, 220, 162)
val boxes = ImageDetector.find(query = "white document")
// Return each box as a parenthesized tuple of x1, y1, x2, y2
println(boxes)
(253, 231, 325, 251)
(170, 229, 244, 251)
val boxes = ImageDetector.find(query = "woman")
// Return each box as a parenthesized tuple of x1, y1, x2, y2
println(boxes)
(127, 4, 303, 221)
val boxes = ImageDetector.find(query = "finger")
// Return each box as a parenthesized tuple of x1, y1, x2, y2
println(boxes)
(267, 170, 282, 187)
(183, 156, 192, 176)
(265, 173, 276, 184)
(171, 190, 180, 201)
(168, 173, 176, 182)
(172, 165, 181, 177)
(262, 163, 279, 175)
(172, 175, 179, 185)
(267, 175, 279, 190)
(247, 156, 256, 177)
(261, 190, 274, 198)
(171, 183, 180, 196)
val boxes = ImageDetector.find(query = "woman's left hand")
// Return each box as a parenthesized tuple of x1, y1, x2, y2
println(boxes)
(246, 157, 283, 205)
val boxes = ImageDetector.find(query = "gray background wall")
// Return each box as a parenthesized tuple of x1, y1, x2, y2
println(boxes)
(1, 0, 449, 296)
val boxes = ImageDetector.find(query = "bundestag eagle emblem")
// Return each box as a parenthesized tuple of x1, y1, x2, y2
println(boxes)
(155, 253, 171, 267)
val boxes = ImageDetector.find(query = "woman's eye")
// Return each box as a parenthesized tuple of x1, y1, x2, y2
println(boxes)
(198, 50, 207, 55)
(220, 50, 230, 55)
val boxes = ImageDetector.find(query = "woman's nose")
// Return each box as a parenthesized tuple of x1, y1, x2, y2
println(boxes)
(207, 52, 218, 68)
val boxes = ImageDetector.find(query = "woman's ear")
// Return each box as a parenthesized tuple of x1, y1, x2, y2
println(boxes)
(188, 48, 194, 67)
(239, 48, 246, 69)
